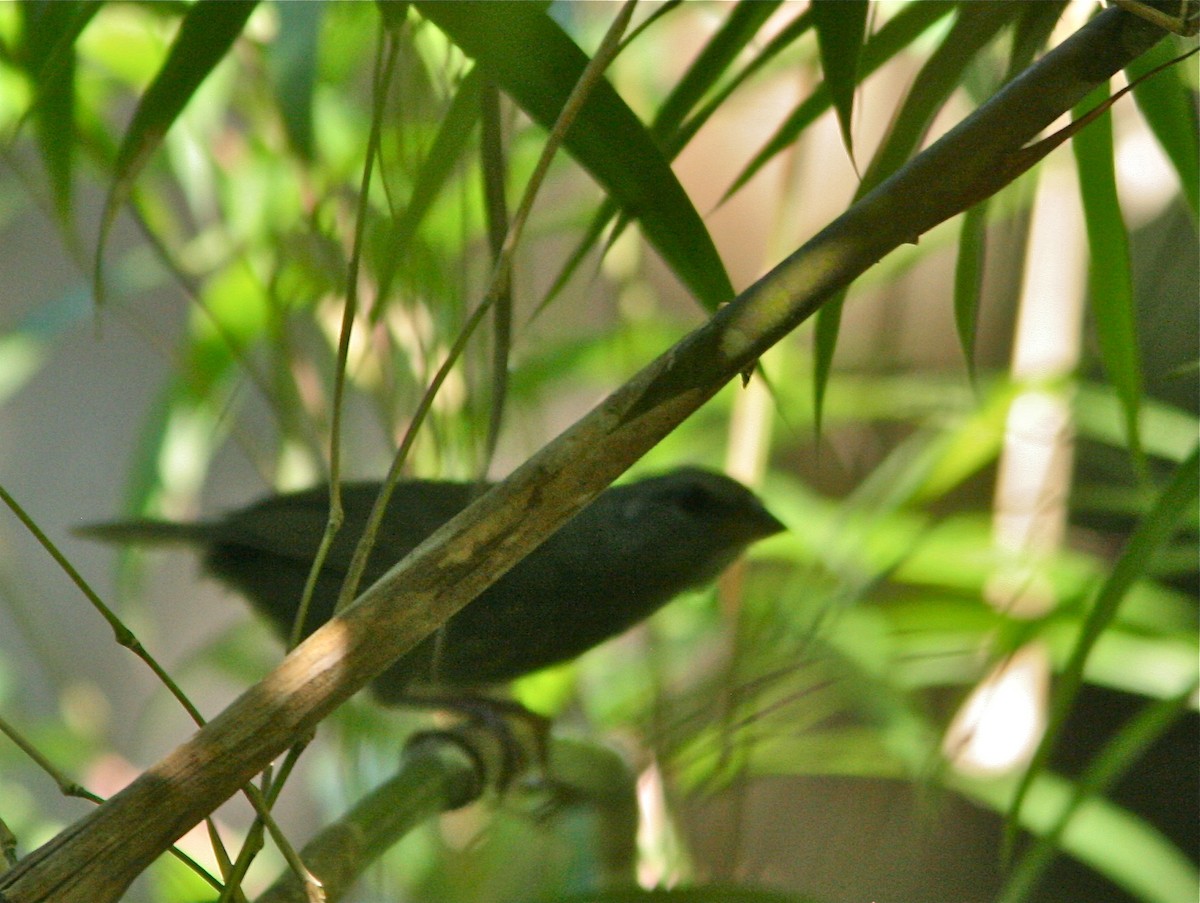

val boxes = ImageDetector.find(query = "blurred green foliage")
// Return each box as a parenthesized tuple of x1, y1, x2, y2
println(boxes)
(0, 2, 1196, 902)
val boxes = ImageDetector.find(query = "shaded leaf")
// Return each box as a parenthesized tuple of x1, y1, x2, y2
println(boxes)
(416, 0, 733, 309)
(953, 201, 988, 383)
(1007, 445, 1200, 859)
(17, 0, 100, 240)
(1072, 81, 1144, 468)
(651, 0, 782, 144)
(480, 79, 512, 471)
(677, 5, 814, 158)
(1008, 1, 1069, 73)
(856, 3, 1018, 200)
(723, 0, 956, 203)
(1126, 39, 1200, 220)
(948, 3, 1062, 385)
(539, 1, 796, 315)
(1002, 681, 1198, 903)
(963, 769, 1200, 903)
(813, 2, 1016, 430)
(810, 0, 868, 158)
(269, 0, 323, 161)
(555, 887, 822, 903)
(375, 0, 409, 33)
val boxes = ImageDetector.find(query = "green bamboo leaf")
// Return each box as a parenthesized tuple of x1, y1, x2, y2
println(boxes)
(17, 0, 101, 242)
(948, 3, 1061, 384)
(1126, 40, 1200, 220)
(554, 888, 821, 903)
(1008, 1, 1070, 71)
(722, 0, 956, 204)
(480, 78, 512, 469)
(651, 0, 781, 144)
(375, 0, 409, 32)
(269, 0, 323, 161)
(375, 66, 484, 310)
(813, 2, 1016, 431)
(1073, 81, 1144, 468)
(1075, 383, 1197, 462)
(857, 3, 1018, 198)
(953, 201, 988, 383)
(963, 769, 1200, 903)
(1006, 444, 1200, 859)
(616, 0, 681, 53)
(94, 0, 258, 303)
(1002, 681, 1198, 903)
(538, 1, 794, 315)
(676, 6, 814, 153)
(810, 0, 868, 159)
(415, 0, 733, 310)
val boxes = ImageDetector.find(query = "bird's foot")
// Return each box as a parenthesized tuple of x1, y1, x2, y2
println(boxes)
(399, 692, 552, 791)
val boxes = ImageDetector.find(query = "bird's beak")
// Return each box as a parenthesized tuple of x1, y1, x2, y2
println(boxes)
(753, 505, 786, 539)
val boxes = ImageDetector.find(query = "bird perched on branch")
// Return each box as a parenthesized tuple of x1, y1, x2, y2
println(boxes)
(78, 467, 784, 702)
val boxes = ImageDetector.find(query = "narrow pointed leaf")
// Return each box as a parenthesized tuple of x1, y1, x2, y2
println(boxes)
(94, 0, 258, 302)
(947, 2, 1062, 384)
(17, 0, 100, 238)
(964, 770, 1200, 903)
(539, 2, 796, 315)
(857, 3, 1016, 191)
(723, 0, 956, 203)
(1007, 445, 1200, 857)
(416, 1, 733, 310)
(1002, 681, 1198, 903)
(951, 2, 1057, 384)
(953, 201, 989, 383)
(1008, 1, 1070, 74)
(677, 6, 814, 154)
(651, 0, 782, 144)
(375, 66, 484, 309)
(1073, 81, 1143, 466)
(269, 0, 324, 161)
(814, 2, 1015, 430)
(1126, 39, 1200, 219)
(810, 0, 868, 158)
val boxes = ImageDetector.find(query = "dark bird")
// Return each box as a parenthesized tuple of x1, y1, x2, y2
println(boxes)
(77, 467, 784, 702)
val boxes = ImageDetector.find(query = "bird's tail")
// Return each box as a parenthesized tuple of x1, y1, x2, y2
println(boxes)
(74, 519, 212, 546)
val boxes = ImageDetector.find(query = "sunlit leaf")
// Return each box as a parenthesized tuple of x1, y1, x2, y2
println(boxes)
(1075, 383, 1197, 462)
(376, 65, 484, 310)
(95, 0, 258, 303)
(416, 1, 733, 309)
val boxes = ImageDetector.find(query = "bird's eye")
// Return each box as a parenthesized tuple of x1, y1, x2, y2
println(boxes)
(675, 484, 715, 516)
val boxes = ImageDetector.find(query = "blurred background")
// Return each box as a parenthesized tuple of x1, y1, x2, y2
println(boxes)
(0, 2, 1196, 902)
